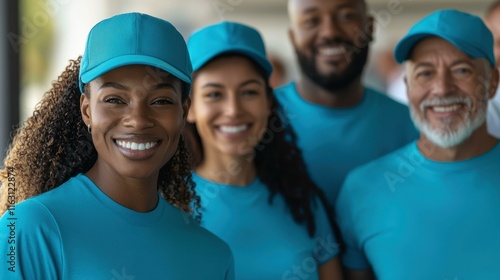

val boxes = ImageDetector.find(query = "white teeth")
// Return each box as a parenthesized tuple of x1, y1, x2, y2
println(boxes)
(432, 105, 460, 113)
(319, 47, 344, 56)
(219, 125, 248, 134)
(116, 140, 158, 151)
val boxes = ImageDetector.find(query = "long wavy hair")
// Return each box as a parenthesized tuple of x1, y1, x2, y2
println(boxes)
(184, 54, 335, 236)
(0, 57, 200, 218)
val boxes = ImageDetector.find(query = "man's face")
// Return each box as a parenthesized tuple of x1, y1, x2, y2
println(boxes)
(288, 0, 373, 92)
(486, 7, 500, 67)
(405, 37, 495, 148)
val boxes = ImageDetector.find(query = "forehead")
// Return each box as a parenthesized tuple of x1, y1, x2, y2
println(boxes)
(408, 37, 475, 64)
(201, 55, 262, 74)
(288, 0, 365, 15)
(98, 65, 179, 82)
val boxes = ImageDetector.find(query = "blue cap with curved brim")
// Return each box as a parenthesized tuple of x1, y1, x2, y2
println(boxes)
(79, 12, 192, 93)
(187, 21, 273, 79)
(394, 9, 495, 67)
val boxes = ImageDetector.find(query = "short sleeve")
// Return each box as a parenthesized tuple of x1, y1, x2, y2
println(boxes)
(0, 199, 63, 279)
(335, 173, 371, 269)
(312, 196, 340, 265)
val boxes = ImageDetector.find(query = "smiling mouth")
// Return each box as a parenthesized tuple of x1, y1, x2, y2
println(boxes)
(115, 140, 159, 151)
(430, 104, 462, 113)
(218, 125, 249, 134)
(318, 46, 345, 56)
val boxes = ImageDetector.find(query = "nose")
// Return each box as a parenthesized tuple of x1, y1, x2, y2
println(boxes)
(123, 102, 155, 130)
(432, 70, 455, 97)
(224, 93, 244, 118)
(319, 16, 343, 41)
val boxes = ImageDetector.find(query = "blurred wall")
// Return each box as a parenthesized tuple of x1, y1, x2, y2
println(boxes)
(16, 0, 499, 122)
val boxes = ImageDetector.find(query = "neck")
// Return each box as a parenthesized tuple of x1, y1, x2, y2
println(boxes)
(417, 124, 498, 161)
(196, 151, 257, 186)
(85, 163, 159, 212)
(296, 74, 364, 108)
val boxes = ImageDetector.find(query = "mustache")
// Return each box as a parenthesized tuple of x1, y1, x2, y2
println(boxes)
(420, 96, 472, 111)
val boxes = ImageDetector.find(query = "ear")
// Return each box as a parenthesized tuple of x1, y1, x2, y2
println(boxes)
(182, 96, 192, 121)
(489, 67, 499, 100)
(80, 93, 91, 127)
(186, 97, 196, 124)
(403, 74, 410, 98)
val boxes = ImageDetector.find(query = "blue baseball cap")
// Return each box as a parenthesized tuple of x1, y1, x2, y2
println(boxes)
(79, 13, 192, 93)
(394, 9, 495, 67)
(187, 21, 273, 79)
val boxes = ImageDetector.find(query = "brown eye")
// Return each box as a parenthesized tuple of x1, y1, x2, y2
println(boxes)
(302, 16, 320, 28)
(104, 97, 125, 104)
(205, 91, 222, 99)
(152, 98, 174, 105)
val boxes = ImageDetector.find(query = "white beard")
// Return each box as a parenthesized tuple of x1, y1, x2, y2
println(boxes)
(410, 96, 487, 148)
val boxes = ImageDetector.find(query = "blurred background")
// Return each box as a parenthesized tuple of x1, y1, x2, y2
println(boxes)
(0, 0, 496, 162)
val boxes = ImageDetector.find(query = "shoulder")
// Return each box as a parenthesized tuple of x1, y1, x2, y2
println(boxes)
(164, 202, 232, 252)
(337, 143, 415, 202)
(274, 82, 296, 100)
(365, 87, 409, 111)
(24, 174, 87, 205)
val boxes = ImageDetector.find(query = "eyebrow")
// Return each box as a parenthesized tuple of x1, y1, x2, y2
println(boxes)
(413, 59, 475, 69)
(99, 82, 129, 90)
(201, 79, 263, 89)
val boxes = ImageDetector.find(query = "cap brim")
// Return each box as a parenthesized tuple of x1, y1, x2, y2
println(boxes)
(80, 54, 192, 92)
(192, 47, 273, 78)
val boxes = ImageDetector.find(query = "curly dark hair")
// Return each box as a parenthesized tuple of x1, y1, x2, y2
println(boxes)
(184, 54, 336, 237)
(0, 57, 200, 218)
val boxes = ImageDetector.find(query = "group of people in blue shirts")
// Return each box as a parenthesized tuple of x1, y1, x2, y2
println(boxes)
(1, 0, 499, 279)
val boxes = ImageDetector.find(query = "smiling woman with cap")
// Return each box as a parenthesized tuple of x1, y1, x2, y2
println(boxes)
(184, 21, 343, 280)
(0, 12, 234, 279)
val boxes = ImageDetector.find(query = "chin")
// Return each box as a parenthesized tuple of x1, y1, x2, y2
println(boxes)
(412, 115, 486, 148)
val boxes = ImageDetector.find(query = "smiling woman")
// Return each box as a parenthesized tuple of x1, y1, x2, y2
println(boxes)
(184, 21, 343, 280)
(0, 12, 234, 279)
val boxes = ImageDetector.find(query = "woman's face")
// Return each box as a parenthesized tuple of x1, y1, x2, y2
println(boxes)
(81, 64, 189, 179)
(188, 55, 271, 160)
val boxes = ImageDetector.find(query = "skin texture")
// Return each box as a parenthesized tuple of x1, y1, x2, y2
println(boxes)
(188, 56, 271, 186)
(287, 0, 373, 107)
(404, 37, 499, 161)
(0, 58, 200, 219)
(81, 64, 190, 212)
(187, 54, 343, 279)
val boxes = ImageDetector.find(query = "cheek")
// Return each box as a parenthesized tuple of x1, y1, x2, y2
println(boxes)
(90, 106, 119, 135)
(407, 91, 425, 112)
(293, 30, 314, 49)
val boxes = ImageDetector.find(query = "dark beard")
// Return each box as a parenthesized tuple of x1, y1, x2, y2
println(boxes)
(295, 41, 369, 92)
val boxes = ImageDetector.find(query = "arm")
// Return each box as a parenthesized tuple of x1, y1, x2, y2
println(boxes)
(0, 200, 62, 279)
(318, 256, 343, 280)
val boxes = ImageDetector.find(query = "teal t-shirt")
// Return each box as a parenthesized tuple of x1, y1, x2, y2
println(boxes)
(274, 83, 418, 205)
(336, 141, 500, 279)
(0, 174, 234, 279)
(193, 173, 339, 280)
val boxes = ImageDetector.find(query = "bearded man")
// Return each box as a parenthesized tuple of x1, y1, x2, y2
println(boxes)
(274, 0, 418, 207)
(335, 9, 500, 279)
